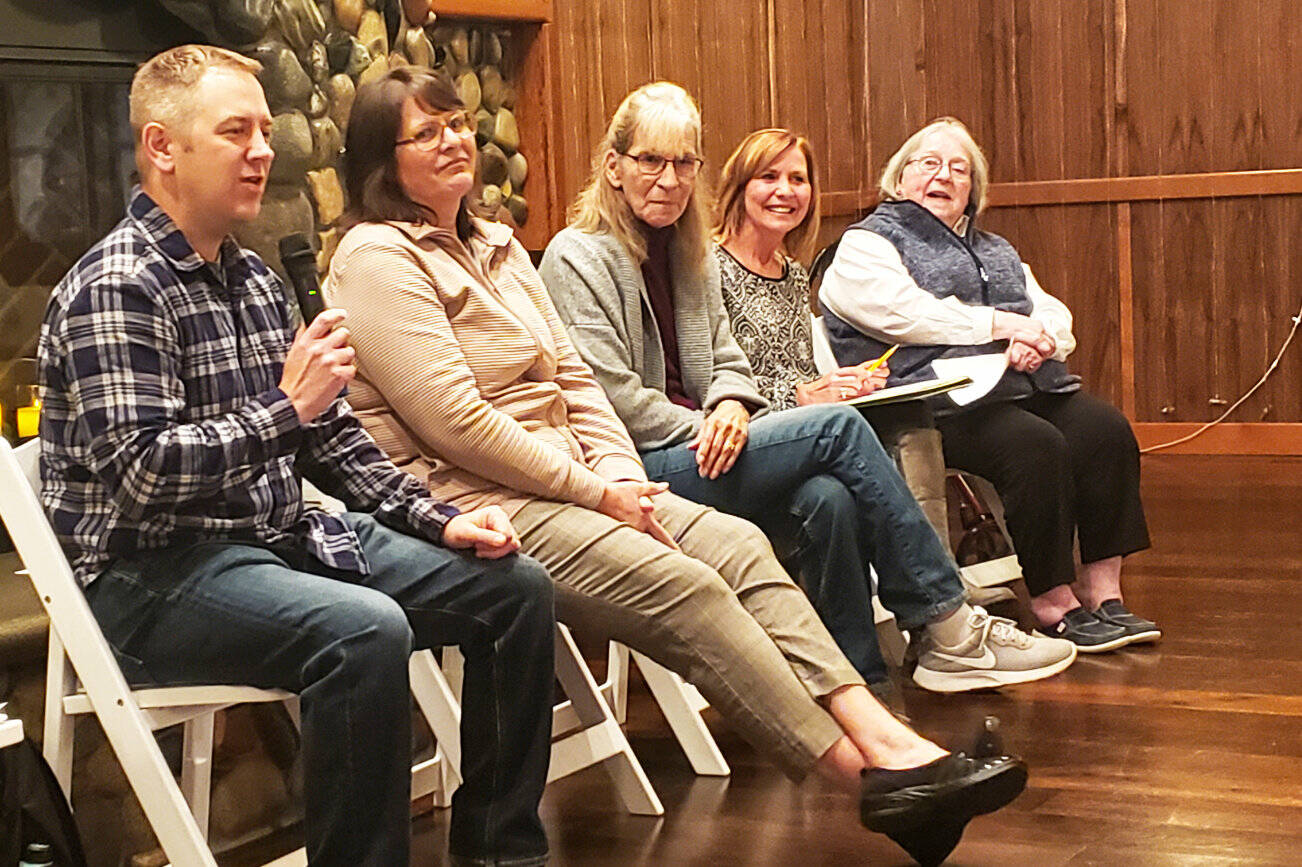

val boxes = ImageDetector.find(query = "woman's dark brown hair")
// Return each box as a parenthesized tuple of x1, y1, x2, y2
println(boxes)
(340, 66, 486, 239)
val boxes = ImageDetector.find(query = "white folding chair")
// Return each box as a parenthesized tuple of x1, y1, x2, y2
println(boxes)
(1, 439, 467, 865)
(440, 628, 664, 815)
(586, 642, 729, 777)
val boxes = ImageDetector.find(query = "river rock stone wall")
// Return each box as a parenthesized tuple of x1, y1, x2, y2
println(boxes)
(157, 0, 530, 281)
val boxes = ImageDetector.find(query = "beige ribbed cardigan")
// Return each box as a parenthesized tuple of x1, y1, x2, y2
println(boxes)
(326, 217, 647, 516)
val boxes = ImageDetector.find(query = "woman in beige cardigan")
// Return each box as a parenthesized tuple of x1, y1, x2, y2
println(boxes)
(326, 67, 1026, 861)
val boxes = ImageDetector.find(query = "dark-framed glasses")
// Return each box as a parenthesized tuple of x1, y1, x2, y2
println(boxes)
(620, 151, 704, 179)
(396, 111, 475, 150)
(906, 154, 972, 178)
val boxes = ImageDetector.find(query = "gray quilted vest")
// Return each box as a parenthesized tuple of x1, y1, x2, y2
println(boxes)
(822, 199, 1078, 413)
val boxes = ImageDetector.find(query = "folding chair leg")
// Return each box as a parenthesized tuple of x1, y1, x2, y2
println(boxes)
(42, 633, 76, 796)
(552, 625, 663, 815)
(603, 642, 632, 724)
(631, 651, 730, 776)
(181, 712, 217, 839)
(409, 649, 463, 808)
(92, 692, 218, 866)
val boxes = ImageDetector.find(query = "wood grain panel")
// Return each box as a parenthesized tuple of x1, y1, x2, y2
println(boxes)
(605, 0, 653, 110)
(981, 204, 1122, 407)
(1013, 0, 1065, 181)
(1158, 0, 1214, 175)
(921, 0, 985, 142)
(983, 0, 1020, 183)
(1129, 201, 1169, 421)
(430, 0, 551, 21)
(1257, 195, 1302, 423)
(1121, 0, 1161, 175)
(1257, 0, 1302, 169)
(538, 0, 1302, 444)
(1059, 0, 1111, 179)
(864, 0, 927, 178)
(813, 0, 858, 194)
(986, 169, 1302, 206)
(771, 0, 819, 174)
(513, 24, 554, 249)
(1135, 424, 1302, 455)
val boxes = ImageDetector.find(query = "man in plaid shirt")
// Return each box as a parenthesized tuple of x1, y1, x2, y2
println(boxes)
(38, 45, 553, 866)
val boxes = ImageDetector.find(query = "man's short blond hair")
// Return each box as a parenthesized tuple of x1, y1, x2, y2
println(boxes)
(130, 44, 261, 138)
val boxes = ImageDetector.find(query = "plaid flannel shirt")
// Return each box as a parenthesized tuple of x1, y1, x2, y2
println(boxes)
(38, 189, 458, 587)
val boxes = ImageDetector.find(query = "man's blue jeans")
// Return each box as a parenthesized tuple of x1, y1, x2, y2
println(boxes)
(641, 404, 964, 685)
(83, 513, 554, 867)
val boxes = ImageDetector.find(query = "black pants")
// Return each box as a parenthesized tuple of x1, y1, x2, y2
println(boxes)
(936, 390, 1150, 597)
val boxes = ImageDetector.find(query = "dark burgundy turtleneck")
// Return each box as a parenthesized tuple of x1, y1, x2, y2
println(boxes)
(640, 224, 699, 410)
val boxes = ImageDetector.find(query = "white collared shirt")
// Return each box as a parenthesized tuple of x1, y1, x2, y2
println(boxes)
(819, 228, 1076, 361)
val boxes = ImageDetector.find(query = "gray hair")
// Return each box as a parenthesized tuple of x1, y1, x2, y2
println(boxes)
(878, 117, 990, 214)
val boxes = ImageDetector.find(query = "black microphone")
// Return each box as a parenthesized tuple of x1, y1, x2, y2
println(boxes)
(278, 233, 325, 324)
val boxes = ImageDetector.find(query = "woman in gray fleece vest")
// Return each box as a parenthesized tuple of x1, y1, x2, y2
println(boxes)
(820, 117, 1159, 653)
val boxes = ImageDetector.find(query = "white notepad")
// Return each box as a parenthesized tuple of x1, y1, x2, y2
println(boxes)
(844, 374, 973, 408)
(931, 354, 1010, 406)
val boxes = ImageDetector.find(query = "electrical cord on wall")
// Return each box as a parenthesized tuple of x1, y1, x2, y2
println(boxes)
(1140, 298, 1302, 453)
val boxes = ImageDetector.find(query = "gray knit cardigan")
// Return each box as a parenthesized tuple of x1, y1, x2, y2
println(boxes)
(539, 226, 769, 451)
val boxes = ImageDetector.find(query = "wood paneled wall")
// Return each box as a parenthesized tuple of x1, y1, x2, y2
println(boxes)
(541, 0, 1302, 451)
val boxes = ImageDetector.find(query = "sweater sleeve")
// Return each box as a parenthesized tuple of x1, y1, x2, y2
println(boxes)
(330, 232, 609, 509)
(1023, 264, 1076, 361)
(819, 229, 997, 345)
(539, 231, 706, 450)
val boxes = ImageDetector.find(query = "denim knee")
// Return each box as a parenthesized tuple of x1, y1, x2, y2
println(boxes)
(314, 591, 413, 680)
(789, 475, 856, 543)
(504, 555, 555, 611)
(814, 404, 891, 457)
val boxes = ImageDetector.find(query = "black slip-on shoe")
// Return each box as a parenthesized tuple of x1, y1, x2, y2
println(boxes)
(859, 752, 1028, 837)
(1092, 599, 1162, 644)
(1038, 606, 1132, 652)
(886, 820, 966, 867)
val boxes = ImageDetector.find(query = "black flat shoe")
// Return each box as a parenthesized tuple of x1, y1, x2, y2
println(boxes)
(860, 751, 1028, 843)
(886, 820, 966, 867)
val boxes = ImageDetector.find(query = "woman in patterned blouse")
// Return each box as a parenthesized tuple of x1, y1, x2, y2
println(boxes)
(714, 129, 886, 410)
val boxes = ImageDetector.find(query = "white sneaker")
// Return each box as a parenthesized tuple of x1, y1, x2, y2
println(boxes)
(913, 606, 1077, 693)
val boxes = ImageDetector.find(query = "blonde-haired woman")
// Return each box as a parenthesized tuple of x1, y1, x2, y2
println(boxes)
(820, 116, 1158, 651)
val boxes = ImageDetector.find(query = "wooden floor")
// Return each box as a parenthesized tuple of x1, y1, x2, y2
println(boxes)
(259, 454, 1302, 865)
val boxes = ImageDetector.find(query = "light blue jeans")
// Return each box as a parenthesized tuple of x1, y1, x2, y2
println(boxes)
(641, 404, 965, 684)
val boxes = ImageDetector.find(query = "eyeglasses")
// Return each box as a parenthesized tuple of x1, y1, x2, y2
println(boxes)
(396, 111, 475, 150)
(620, 152, 704, 180)
(905, 155, 972, 178)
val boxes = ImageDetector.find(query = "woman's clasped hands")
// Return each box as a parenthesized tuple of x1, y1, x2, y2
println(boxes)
(687, 399, 751, 480)
(993, 310, 1055, 373)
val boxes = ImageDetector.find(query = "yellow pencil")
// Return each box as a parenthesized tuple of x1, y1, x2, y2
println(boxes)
(863, 344, 899, 374)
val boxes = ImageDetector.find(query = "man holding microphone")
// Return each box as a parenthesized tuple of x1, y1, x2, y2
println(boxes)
(37, 45, 554, 866)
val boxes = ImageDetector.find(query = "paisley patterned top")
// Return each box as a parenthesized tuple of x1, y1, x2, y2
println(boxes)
(714, 244, 818, 412)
